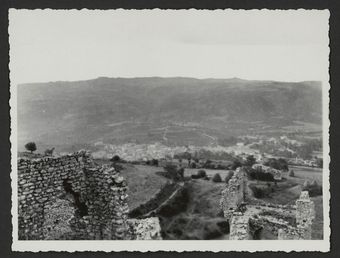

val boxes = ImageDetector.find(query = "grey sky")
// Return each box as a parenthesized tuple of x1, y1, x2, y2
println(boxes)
(9, 9, 329, 85)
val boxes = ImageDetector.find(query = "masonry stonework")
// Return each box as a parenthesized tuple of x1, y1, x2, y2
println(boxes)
(220, 165, 315, 240)
(18, 150, 130, 240)
(220, 167, 248, 219)
(229, 213, 250, 240)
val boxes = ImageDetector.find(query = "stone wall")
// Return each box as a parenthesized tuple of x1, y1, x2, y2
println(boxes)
(127, 217, 162, 240)
(229, 213, 250, 240)
(278, 225, 312, 240)
(220, 167, 248, 219)
(278, 191, 314, 240)
(219, 166, 315, 241)
(18, 150, 130, 240)
(296, 191, 315, 225)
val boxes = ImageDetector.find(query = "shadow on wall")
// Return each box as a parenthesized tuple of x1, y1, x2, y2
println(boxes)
(62, 179, 88, 217)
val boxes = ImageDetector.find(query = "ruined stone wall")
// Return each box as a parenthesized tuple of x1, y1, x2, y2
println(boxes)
(220, 167, 248, 219)
(278, 191, 314, 240)
(127, 217, 162, 240)
(278, 225, 312, 240)
(229, 213, 250, 240)
(18, 150, 129, 240)
(296, 191, 315, 225)
(221, 172, 315, 241)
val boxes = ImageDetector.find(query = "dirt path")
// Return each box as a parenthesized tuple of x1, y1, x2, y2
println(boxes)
(200, 132, 218, 145)
(162, 126, 169, 143)
(141, 182, 184, 218)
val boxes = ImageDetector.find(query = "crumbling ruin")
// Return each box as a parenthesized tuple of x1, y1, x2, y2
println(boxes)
(220, 167, 315, 240)
(220, 167, 250, 219)
(17, 150, 162, 240)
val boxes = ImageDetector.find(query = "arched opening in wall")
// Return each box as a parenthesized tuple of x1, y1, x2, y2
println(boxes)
(62, 179, 88, 217)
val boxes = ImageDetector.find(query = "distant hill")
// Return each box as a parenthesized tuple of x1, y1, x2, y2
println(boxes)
(17, 77, 322, 152)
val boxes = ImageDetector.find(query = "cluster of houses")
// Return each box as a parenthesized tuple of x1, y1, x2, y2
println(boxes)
(287, 157, 322, 168)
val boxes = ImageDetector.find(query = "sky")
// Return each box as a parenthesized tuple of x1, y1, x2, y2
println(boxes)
(9, 9, 329, 85)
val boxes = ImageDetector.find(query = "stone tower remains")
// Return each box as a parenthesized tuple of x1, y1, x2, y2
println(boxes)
(220, 167, 248, 219)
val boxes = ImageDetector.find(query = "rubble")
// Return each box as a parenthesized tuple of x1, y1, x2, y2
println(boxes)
(220, 165, 315, 240)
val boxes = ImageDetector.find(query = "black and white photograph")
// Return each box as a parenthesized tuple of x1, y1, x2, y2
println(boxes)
(9, 9, 330, 252)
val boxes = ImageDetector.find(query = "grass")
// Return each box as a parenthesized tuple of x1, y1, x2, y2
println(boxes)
(122, 164, 170, 210)
(93, 161, 169, 211)
(159, 180, 229, 240)
(249, 165, 323, 205)
(289, 165, 323, 184)
(249, 165, 324, 239)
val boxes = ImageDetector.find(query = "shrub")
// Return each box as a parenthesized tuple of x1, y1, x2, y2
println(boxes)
(164, 164, 184, 181)
(303, 180, 322, 197)
(197, 170, 207, 178)
(264, 158, 289, 171)
(249, 171, 274, 182)
(225, 171, 234, 184)
(251, 187, 265, 198)
(110, 155, 120, 162)
(152, 159, 159, 166)
(231, 159, 242, 170)
(112, 163, 123, 172)
(191, 174, 201, 179)
(212, 173, 222, 183)
(25, 142, 37, 153)
(178, 167, 185, 178)
(245, 155, 256, 167)
(289, 170, 295, 177)
(165, 163, 178, 177)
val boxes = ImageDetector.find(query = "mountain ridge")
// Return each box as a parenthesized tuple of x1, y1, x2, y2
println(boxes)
(17, 77, 322, 151)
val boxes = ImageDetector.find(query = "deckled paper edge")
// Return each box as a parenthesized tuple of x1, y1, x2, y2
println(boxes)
(9, 8, 331, 252)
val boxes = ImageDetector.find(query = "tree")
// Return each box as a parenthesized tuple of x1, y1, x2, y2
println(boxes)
(231, 159, 242, 170)
(164, 163, 184, 181)
(212, 173, 222, 182)
(25, 142, 37, 153)
(110, 155, 120, 162)
(264, 158, 288, 171)
(178, 167, 185, 178)
(245, 155, 256, 167)
(197, 170, 207, 178)
(152, 159, 159, 166)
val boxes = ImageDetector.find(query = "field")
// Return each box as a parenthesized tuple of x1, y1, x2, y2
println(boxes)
(123, 165, 170, 210)
(289, 165, 323, 184)
(93, 161, 324, 239)
(184, 168, 232, 180)
(159, 180, 229, 240)
(93, 161, 169, 211)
